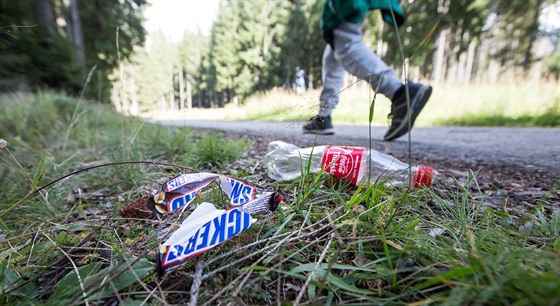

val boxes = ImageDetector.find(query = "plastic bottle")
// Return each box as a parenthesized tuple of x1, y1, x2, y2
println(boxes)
(263, 141, 433, 188)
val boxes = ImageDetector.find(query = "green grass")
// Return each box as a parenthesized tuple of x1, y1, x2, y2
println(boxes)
(145, 81, 560, 128)
(436, 98, 560, 127)
(1, 92, 559, 305)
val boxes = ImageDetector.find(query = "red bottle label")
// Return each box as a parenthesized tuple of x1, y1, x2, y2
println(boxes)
(320, 146, 365, 185)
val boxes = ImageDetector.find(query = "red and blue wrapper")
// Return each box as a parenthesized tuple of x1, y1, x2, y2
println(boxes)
(148, 173, 283, 275)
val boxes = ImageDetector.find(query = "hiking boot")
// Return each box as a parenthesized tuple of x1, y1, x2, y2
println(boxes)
(303, 115, 334, 135)
(384, 83, 432, 141)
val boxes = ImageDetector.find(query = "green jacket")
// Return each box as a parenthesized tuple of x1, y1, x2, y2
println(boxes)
(321, 0, 405, 48)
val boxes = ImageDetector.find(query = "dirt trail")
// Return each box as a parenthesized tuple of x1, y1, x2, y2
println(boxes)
(153, 119, 559, 174)
(151, 119, 560, 210)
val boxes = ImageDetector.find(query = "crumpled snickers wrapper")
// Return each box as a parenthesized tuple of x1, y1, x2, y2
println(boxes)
(147, 172, 281, 215)
(147, 173, 283, 275)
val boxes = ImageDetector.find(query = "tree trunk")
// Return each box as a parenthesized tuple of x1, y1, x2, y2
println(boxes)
(522, 0, 544, 73)
(488, 59, 500, 83)
(456, 52, 466, 84)
(97, 70, 102, 101)
(168, 63, 174, 109)
(159, 96, 165, 111)
(35, 0, 55, 34)
(169, 86, 174, 110)
(111, 84, 121, 113)
(130, 77, 139, 115)
(308, 64, 314, 90)
(474, 39, 487, 84)
(186, 79, 193, 109)
(530, 36, 547, 83)
(178, 66, 185, 110)
(65, 0, 85, 69)
(464, 41, 476, 84)
(433, 29, 449, 84)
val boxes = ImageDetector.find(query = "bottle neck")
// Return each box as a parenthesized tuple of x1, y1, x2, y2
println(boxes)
(412, 166, 434, 188)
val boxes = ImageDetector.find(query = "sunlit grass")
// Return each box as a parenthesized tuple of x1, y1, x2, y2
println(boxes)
(143, 81, 560, 127)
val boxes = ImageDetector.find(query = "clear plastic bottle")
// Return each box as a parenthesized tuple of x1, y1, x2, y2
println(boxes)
(263, 141, 433, 188)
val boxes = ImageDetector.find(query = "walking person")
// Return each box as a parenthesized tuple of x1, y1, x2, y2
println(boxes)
(303, 0, 432, 141)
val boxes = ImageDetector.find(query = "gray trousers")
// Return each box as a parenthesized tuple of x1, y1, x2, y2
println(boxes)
(319, 21, 403, 117)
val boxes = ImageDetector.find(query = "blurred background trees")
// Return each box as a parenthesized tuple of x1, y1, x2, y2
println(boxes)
(1, 0, 558, 112)
(0, 0, 147, 101)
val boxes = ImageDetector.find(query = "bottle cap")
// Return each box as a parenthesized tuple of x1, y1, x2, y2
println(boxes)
(413, 165, 434, 188)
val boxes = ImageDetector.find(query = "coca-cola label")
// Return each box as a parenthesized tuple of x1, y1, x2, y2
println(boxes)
(320, 146, 365, 185)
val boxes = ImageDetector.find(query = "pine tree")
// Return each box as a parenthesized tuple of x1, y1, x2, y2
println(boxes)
(177, 30, 210, 108)
(208, 1, 241, 107)
(0, 0, 147, 101)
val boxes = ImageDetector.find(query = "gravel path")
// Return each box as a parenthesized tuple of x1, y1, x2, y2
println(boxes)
(152, 119, 560, 175)
(150, 119, 560, 210)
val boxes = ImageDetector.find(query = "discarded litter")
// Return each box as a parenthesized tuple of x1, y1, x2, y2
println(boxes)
(144, 172, 281, 215)
(122, 138, 433, 276)
(126, 172, 283, 275)
(157, 202, 254, 275)
(263, 141, 433, 188)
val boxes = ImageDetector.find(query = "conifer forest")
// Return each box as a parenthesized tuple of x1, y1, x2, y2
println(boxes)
(1, 0, 559, 113)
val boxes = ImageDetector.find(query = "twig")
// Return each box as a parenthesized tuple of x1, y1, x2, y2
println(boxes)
(298, 202, 314, 237)
(276, 260, 283, 306)
(109, 281, 125, 305)
(189, 259, 205, 306)
(67, 215, 171, 305)
(67, 248, 153, 305)
(201, 226, 336, 306)
(327, 211, 345, 247)
(201, 269, 248, 306)
(141, 274, 169, 306)
(0, 161, 194, 219)
(43, 233, 90, 306)
(116, 252, 168, 305)
(26, 230, 40, 267)
(49, 220, 106, 268)
(150, 273, 173, 305)
(293, 235, 333, 306)
(202, 217, 334, 280)
(232, 270, 254, 297)
(201, 236, 303, 305)
(201, 232, 306, 306)
(39, 226, 99, 289)
(8, 222, 106, 297)
(205, 206, 345, 267)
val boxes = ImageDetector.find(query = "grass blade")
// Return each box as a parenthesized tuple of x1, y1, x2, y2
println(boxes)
(31, 153, 47, 191)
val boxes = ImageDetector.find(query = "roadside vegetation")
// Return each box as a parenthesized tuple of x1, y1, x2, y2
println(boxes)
(2, 0, 558, 303)
(1, 92, 559, 305)
(144, 81, 560, 128)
